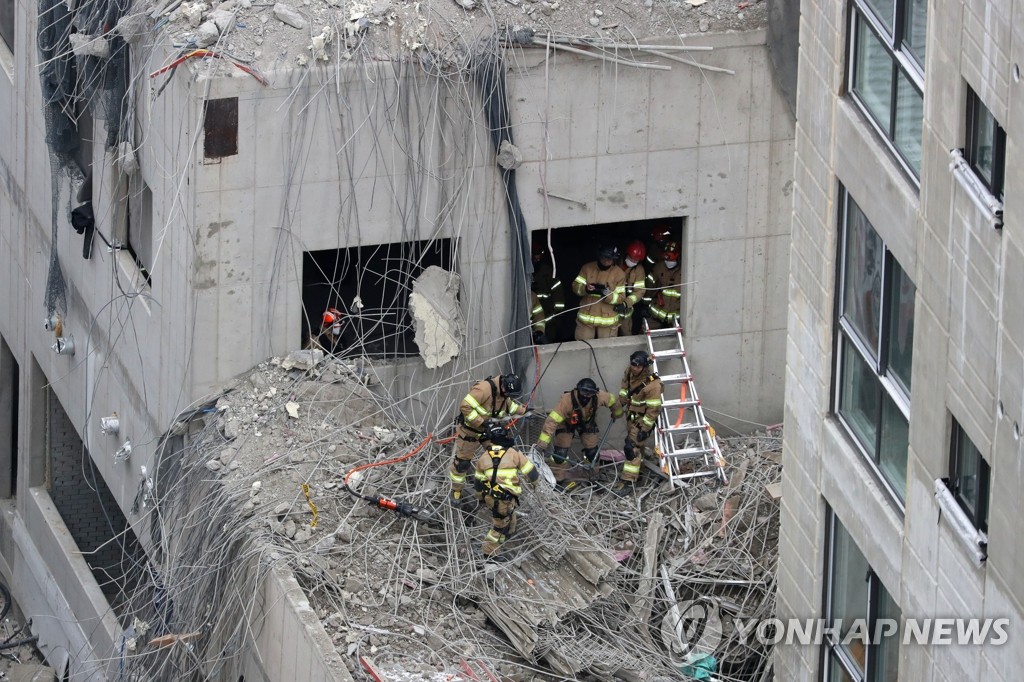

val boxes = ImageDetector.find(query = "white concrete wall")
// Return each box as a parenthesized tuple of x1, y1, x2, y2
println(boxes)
(778, 0, 1024, 679)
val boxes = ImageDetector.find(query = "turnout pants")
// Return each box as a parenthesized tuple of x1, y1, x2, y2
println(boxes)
(482, 495, 519, 556)
(622, 418, 652, 482)
(449, 425, 484, 494)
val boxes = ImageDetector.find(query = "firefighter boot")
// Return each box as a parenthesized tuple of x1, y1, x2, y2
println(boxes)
(612, 481, 636, 497)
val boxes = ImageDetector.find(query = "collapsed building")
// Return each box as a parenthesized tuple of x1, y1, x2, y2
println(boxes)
(0, 0, 797, 677)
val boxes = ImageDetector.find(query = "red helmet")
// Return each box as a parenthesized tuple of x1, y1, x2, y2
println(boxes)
(662, 242, 680, 261)
(651, 226, 672, 245)
(322, 308, 343, 326)
(625, 240, 646, 262)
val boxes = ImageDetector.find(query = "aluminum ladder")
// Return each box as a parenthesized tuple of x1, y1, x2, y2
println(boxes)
(643, 323, 728, 487)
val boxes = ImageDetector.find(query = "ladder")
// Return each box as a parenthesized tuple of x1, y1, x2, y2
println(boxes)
(643, 323, 728, 487)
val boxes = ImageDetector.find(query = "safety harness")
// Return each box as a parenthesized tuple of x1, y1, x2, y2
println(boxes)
(567, 390, 597, 432)
(626, 373, 660, 421)
(456, 377, 508, 437)
(478, 447, 516, 509)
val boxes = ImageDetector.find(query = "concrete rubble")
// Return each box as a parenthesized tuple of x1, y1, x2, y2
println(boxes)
(121, 355, 782, 680)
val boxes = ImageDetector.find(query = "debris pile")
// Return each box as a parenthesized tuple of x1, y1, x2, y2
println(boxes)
(116, 353, 782, 679)
(143, 0, 768, 71)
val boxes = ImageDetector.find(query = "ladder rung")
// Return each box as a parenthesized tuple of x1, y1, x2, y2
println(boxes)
(660, 423, 707, 435)
(658, 373, 692, 384)
(661, 398, 700, 409)
(646, 327, 682, 339)
(651, 348, 687, 359)
(660, 446, 716, 458)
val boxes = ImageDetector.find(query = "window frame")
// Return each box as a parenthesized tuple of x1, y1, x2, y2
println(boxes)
(964, 88, 1006, 202)
(948, 420, 990, 533)
(0, 0, 13, 55)
(822, 509, 901, 682)
(833, 189, 914, 505)
(847, 0, 926, 181)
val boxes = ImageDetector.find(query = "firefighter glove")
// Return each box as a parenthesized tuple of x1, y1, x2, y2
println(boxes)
(637, 429, 650, 442)
(613, 303, 628, 314)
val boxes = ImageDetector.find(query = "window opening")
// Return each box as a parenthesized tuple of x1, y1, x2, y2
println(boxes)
(530, 217, 685, 343)
(965, 88, 1006, 201)
(203, 98, 238, 159)
(848, 0, 926, 178)
(948, 420, 990, 533)
(302, 239, 456, 359)
(823, 509, 901, 681)
(834, 189, 915, 503)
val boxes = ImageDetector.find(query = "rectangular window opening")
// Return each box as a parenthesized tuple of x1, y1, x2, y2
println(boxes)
(126, 181, 153, 285)
(949, 420, 990, 533)
(848, 0, 926, 179)
(302, 239, 456, 359)
(834, 189, 914, 504)
(823, 509, 902, 681)
(965, 88, 1006, 201)
(529, 217, 686, 344)
(203, 97, 238, 159)
(0, 335, 18, 498)
(0, 0, 14, 54)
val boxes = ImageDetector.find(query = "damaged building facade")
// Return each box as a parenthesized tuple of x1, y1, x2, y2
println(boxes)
(0, 0, 795, 677)
(777, 0, 1024, 679)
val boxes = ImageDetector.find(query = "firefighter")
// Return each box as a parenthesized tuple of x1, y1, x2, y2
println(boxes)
(311, 307, 346, 354)
(449, 374, 527, 506)
(649, 241, 682, 329)
(472, 424, 539, 562)
(572, 244, 627, 340)
(613, 350, 664, 496)
(530, 290, 548, 344)
(532, 241, 565, 337)
(534, 378, 622, 491)
(645, 225, 673, 300)
(617, 241, 648, 336)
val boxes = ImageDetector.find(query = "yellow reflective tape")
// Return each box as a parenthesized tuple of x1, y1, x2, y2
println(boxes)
(539, 432, 552, 443)
(301, 483, 318, 529)
(549, 411, 564, 423)
(623, 463, 642, 474)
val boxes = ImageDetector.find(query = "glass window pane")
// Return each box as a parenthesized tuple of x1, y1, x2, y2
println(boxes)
(903, 0, 927, 64)
(864, 0, 896, 34)
(970, 97, 997, 187)
(830, 518, 869, 674)
(894, 71, 924, 174)
(829, 652, 859, 682)
(873, 587, 902, 682)
(853, 16, 894, 136)
(879, 395, 909, 499)
(954, 429, 981, 516)
(840, 337, 880, 457)
(842, 199, 884, 354)
(886, 261, 915, 393)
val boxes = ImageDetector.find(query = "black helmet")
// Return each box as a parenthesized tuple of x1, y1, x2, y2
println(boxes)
(485, 424, 515, 448)
(629, 350, 652, 367)
(597, 244, 620, 261)
(575, 378, 599, 398)
(500, 373, 523, 397)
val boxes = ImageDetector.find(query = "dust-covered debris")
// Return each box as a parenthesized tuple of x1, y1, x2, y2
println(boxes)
(117, 352, 782, 679)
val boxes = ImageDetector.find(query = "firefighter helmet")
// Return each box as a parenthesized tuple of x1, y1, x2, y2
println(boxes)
(322, 308, 343, 327)
(663, 241, 680, 261)
(625, 241, 646, 262)
(575, 377, 599, 398)
(500, 373, 523, 397)
(484, 424, 515, 448)
(629, 350, 652, 368)
(651, 225, 672, 245)
(597, 244, 621, 261)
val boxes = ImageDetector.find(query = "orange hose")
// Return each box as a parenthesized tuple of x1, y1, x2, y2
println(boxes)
(343, 432, 433, 487)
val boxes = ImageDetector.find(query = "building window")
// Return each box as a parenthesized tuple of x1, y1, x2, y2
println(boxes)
(835, 190, 915, 502)
(848, 0, 926, 177)
(203, 98, 238, 159)
(948, 421, 990, 533)
(965, 88, 1006, 201)
(0, 0, 13, 53)
(824, 510, 901, 681)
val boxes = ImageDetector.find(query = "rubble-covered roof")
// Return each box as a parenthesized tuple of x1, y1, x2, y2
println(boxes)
(145, 0, 769, 74)
(120, 352, 782, 680)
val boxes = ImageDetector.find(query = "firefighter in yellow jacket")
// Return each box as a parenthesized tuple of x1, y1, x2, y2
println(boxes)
(530, 290, 548, 344)
(649, 242, 682, 329)
(618, 240, 648, 336)
(449, 374, 526, 506)
(613, 350, 664, 496)
(534, 378, 621, 489)
(572, 244, 628, 340)
(472, 425, 539, 561)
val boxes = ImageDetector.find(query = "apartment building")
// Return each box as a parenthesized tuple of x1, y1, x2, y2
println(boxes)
(778, 0, 1024, 679)
(0, 0, 796, 676)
